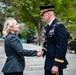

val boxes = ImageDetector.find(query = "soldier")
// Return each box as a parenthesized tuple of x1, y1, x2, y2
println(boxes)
(39, 4, 68, 75)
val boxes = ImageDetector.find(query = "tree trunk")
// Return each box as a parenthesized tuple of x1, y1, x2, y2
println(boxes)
(37, 23, 44, 46)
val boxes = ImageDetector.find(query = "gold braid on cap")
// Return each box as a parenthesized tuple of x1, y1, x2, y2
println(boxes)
(41, 8, 54, 15)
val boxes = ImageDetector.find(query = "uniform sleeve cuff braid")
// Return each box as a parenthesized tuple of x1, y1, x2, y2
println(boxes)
(55, 58, 64, 63)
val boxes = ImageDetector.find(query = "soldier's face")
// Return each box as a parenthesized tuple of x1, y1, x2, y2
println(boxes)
(40, 12, 49, 23)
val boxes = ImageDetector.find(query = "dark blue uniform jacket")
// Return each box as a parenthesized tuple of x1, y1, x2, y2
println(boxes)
(42, 18, 68, 70)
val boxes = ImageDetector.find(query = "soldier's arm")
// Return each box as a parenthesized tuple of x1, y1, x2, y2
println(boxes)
(54, 23, 68, 68)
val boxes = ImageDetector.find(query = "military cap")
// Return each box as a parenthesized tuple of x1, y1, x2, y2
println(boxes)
(40, 4, 55, 15)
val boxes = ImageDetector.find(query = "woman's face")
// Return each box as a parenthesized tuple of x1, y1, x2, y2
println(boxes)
(11, 20, 19, 33)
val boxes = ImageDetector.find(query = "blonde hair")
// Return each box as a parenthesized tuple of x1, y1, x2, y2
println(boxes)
(2, 18, 17, 38)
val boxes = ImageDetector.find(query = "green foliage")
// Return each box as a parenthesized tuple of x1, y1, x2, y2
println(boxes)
(67, 24, 74, 32)
(21, 22, 37, 39)
(0, 0, 76, 39)
(21, 28, 37, 39)
(67, 23, 76, 38)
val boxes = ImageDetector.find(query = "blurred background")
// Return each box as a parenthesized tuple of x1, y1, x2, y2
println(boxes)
(0, 0, 76, 49)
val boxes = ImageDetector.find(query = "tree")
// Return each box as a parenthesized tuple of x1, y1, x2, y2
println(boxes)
(0, 0, 76, 44)
(11, 0, 45, 45)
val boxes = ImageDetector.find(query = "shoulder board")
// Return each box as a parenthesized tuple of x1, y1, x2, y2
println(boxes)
(57, 22, 62, 25)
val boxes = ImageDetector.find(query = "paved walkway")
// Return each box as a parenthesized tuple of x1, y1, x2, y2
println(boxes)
(0, 38, 76, 75)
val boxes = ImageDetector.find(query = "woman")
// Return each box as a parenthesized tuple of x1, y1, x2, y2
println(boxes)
(2, 18, 42, 75)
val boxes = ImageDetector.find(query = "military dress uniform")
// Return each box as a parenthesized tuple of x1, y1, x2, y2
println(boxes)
(42, 18, 68, 75)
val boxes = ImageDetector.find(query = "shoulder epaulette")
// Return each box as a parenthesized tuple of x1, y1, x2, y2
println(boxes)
(57, 22, 62, 25)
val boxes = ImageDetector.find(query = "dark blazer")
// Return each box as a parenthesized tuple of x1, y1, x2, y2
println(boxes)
(42, 18, 68, 70)
(2, 33, 37, 73)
